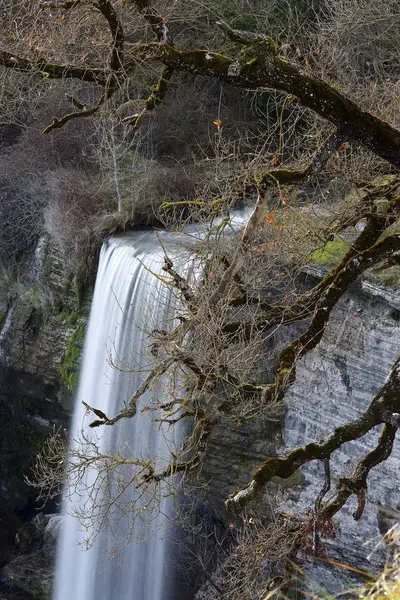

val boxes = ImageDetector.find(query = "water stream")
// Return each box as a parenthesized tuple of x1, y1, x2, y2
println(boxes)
(53, 231, 187, 600)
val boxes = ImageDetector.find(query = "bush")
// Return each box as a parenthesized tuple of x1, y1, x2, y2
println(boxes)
(43, 168, 112, 274)
(0, 173, 45, 266)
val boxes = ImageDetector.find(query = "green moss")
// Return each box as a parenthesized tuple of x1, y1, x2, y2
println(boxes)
(311, 240, 352, 265)
(0, 309, 5, 326)
(60, 321, 85, 393)
(271, 469, 307, 490)
(67, 310, 81, 327)
(367, 265, 400, 288)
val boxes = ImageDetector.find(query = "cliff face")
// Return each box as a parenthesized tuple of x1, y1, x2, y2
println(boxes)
(280, 279, 400, 594)
(0, 237, 87, 596)
(199, 276, 400, 596)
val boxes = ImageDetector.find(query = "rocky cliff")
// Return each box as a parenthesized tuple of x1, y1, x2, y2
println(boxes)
(281, 278, 400, 595)
(199, 274, 400, 597)
(0, 236, 89, 598)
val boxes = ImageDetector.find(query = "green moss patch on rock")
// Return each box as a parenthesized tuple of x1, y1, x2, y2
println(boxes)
(60, 319, 86, 393)
(311, 239, 352, 266)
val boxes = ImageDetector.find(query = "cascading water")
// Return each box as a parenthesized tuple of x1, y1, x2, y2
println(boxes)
(53, 231, 188, 600)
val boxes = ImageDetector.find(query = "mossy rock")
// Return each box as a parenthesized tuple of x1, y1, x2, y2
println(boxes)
(311, 240, 351, 266)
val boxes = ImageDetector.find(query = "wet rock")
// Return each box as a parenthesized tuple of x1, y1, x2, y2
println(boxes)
(1, 514, 62, 600)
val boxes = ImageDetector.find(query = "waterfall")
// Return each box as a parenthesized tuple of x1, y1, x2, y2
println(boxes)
(53, 231, 187, 600)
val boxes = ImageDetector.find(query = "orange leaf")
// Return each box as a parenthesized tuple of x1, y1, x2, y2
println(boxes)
(265, 211, 277, 226)
(270, 156, 278, 166)
(213, 119, 222, 128)
(60, 14, 65, 20)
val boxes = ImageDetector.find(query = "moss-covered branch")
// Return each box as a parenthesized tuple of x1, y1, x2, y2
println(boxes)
(226, 355, 400, 510)
(95, 0, 125, 72)
(3, 34, 400, 162)
(321, 423, 397, 522)
(226, 409, 379, 509)
(0, 49, 109, 84)
(222, 183, 400, 340)
(121, 41, 400, 166)
(120, 66, 174, 129)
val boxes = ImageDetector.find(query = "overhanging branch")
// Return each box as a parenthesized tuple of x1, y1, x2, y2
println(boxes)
(226, 353, 400, 511)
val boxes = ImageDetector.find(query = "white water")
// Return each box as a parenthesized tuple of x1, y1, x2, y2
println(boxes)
(53, 231, 188, 600)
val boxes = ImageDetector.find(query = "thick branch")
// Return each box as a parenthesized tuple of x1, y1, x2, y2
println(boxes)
(95, 0, 125, 71)
(3, 39, 400, 161)
(121, 42, 400, 166)
(223, 186, 400, 340)
(121, 66, 174, 129)
(0, 50, 108, 85)
(321, 424, 397, 521)
(226, 354, 400, 511)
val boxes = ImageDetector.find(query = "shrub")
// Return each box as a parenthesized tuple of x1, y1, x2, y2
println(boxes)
(43, 168, 113, 276)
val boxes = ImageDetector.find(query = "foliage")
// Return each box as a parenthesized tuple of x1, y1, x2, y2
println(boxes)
(358, 528, 400, 599)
